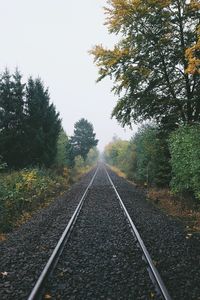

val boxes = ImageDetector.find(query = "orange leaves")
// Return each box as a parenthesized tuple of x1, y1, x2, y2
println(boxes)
(185, 45, 200, 74)
(185, 26, 200, 75)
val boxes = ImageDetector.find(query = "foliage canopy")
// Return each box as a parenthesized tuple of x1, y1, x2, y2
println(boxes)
(91, 0, 200, 127)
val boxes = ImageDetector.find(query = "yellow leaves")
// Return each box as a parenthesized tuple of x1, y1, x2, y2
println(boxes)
(104, 0, 172, 32)
(185, 27, 200, 75)
(15, 182, 22, 191)
(21, 170, 37, 190)
(0, 234, 7, 241)
(62, 167, 69, 178)
(90, 44, 131, 69)
(15, 211, 32, 227)
(104, 0, 145, 32)
(138, 66, 151, 77)
(188, 0, 200, 11)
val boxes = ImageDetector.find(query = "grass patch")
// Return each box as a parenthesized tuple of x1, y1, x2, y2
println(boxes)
(0, 164, 95, 235)
(147, 188, 200, 233)
(0, 168, 70, 234)
(108, 165, 127, 179)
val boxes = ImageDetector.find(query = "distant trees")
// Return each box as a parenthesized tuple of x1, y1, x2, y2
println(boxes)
(104, 125, 171, 187)
(0, 68, 61, 168)
(70, 118, 98, 161)
(55, 129, 69, 167)
(86, 147, 99, 166)
(104, 137, 135, 178)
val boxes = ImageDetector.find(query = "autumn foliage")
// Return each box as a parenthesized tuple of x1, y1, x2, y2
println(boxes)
(91, 0, 200, 126)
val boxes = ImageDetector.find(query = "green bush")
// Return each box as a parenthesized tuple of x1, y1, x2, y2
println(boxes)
(169, 125, 200, 200)
(133, 125, 171, 186)
(104, 126, 171, 187)
(0, 168, 69, 232)
(103, 138, 135, 177)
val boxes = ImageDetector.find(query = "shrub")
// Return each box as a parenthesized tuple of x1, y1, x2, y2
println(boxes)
(169, 125, 200, 200)
(0, 168, 69, 232)
(133, 125, 171, 187)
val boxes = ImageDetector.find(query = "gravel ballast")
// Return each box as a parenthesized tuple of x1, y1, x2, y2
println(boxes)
(44, 167, 158, 300)
(0, 164, 199, 299)
(107, 167, 200, 300)
(0, 169, 96, 300)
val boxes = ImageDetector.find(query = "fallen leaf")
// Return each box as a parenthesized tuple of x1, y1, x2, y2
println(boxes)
(1, 272, 8, 278)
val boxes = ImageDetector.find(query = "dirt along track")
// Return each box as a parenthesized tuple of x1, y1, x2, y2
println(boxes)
(0, 163, 200, 299)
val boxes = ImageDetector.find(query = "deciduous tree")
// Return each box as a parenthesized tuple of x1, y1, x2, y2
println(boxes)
(91, 0, 200, 127)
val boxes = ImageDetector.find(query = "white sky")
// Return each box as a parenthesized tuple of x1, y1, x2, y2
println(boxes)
(0, 0, 136, 151)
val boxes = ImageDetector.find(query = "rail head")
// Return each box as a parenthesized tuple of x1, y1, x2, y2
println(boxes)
(28, 166, 99, 300)
(104, 166, 172, 300)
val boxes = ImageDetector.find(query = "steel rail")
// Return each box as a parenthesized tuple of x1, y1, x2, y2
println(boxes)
(104, 166, 172, 300)
(28, 166, 99, 300)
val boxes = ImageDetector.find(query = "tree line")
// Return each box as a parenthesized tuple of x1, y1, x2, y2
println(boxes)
(0, 69, 98, 170)
(93, 0, 200, 201)
(0, 69, 61, 168)
(56, 118, 98, 169)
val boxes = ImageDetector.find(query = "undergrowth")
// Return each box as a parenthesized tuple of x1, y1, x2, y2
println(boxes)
(147, 188, 200, 233)
(0, 168, 69, 233)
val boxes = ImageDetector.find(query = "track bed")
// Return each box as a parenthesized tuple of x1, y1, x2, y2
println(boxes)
(44, 167, 158, 299)
(0, 164, 199, 299)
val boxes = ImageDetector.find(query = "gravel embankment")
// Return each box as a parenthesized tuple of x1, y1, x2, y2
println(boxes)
(107, 168, 200, 300)
(0, 164, 199, 300)
(44, 167, 158, 300)
(0, 169, 96, 300)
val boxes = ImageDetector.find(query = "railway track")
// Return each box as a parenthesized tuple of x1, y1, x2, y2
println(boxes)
(28, 164, 171, 300)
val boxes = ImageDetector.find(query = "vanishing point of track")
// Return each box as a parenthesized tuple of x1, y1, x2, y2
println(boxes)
(28, 164, 171, 300)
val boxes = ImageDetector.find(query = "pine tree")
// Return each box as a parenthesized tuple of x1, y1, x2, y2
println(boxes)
(11, 69, 26, 166)
(25, 77, 61, 167)
(0, 69, 25, 168)
(70, 118, 98, 160)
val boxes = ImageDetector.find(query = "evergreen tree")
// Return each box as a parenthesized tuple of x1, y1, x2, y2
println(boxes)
(12, 69, 26, 166)
(25, 77, 61, 167)
(0, 69, 61, 168)
(65, 140, 75, 168)
(0, 69, 25, 168)
(70, 118, 98, 160)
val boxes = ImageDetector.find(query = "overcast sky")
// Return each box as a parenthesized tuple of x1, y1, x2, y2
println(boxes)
(0, 0, 136, 150)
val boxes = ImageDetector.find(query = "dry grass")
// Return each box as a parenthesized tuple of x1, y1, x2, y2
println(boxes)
(108, 165, 127, 179)
(0, 234, 7, 241)
(147, 188, 200, 233)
